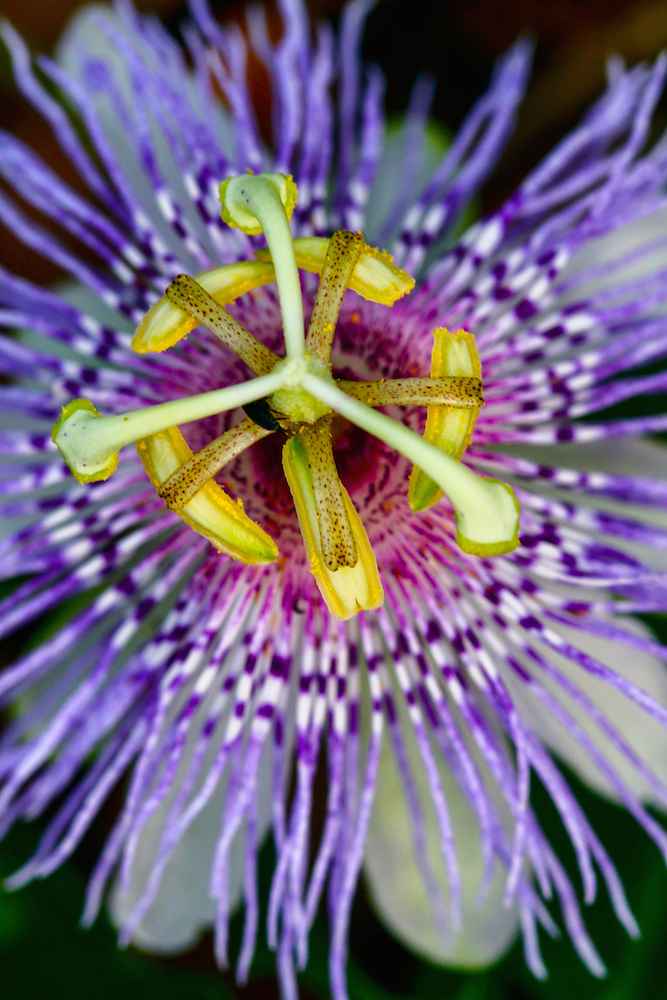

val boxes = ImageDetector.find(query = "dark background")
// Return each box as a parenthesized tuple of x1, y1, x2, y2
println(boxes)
(1, 0, 667, 996)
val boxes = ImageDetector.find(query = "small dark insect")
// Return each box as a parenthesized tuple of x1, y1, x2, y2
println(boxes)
(243, 397, 284, 431)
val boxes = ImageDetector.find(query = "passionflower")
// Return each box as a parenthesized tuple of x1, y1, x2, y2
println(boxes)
(2, 1, 667, 998)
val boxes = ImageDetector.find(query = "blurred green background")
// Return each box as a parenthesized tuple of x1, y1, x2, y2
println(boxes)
(1, 0, 667, 996)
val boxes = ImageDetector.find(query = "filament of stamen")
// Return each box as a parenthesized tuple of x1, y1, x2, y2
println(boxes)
(340, 377, 483, 408)
(158, 416, 273, 510)
(220, 174, 305, 359)
(300, 374, 519, 554)
(306, 230, 365, 363)
(165, 274, 279, 375)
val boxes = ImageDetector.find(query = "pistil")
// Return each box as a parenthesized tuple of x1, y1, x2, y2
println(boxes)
(220, 173, 305, 359)
(52, 368, 286, 483)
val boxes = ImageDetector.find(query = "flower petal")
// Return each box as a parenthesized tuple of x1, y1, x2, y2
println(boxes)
(364, 731, 520, 968)
(505, 615, 667, 807)
(110, 743, 274, 954)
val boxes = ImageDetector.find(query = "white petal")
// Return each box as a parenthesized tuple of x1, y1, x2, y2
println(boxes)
(562, 205, 667, 300)
(495, 437, 667, 570)
(364, 119, 449, 242)
(363, 727, 519, 968)
(498, 436, 667, 482)
(109, 775, 229, 953)
(503, 616, 667, 808)
(109, 740, 274, 954)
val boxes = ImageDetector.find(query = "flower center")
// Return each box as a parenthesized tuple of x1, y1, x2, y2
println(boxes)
(51, 173, 521, 619)
(267, 354, 333, 428)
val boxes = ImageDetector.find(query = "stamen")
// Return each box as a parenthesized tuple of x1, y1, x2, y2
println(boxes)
(282, 434, 383, 620)
(52, 368, 286, 483)
(165, 274, 279, 375)
(158, 416, 273, 511)
(219, 173, 305, 358)
(409, 328, 483, 512)
(300, 374, 520, 556)
(299, 416, 358, 570)
(306, 230, 365, 363)
(131, 260, 276, 355)
(138, 427, 278, 564)
(340, 376, 483, 408)
(255, 236, 414, 304)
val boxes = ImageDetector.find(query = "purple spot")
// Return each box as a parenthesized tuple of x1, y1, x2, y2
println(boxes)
(509, 657, 531, 682)
(270, 654, 289, 678)
(537, 250, 556, 267)
(516, 299, 538, 321)
(426, 619, 442, 642)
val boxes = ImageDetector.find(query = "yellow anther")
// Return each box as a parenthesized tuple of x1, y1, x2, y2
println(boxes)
(137, 427, 278, 565)
(409, 328, 483, 512)
(282, 435, 383, 620)
(299, 416, 358, 570)
(131, 261, 276, 354)
(255, 236, 415, 305)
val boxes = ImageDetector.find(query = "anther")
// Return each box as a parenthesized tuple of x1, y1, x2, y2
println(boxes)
(299, 415, 358, 570)
(306, 230, 365, 364)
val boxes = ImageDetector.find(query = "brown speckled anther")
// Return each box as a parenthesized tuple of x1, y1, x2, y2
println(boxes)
(339, 376, 483, 408)
(305, 230, 365, 363)
(158, 416, 273, 510)
(299, 415, 358, 570)
(166, 274, 279, 376)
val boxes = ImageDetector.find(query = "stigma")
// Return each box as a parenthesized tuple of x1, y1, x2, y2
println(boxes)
(52, 173, 520, 619)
